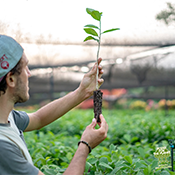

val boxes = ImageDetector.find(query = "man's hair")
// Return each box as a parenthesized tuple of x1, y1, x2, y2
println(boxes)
(0, 58, 23, 96)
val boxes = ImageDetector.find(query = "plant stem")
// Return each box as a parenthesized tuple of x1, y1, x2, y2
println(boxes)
(96, 20, 101, 90)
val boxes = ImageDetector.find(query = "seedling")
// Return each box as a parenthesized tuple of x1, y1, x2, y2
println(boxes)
(83, 8, 119, 122)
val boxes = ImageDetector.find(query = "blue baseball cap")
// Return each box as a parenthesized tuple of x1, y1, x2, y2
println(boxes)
(0, 35, 23, 82)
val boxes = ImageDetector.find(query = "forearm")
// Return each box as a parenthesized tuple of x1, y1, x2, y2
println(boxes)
(63, 143, 89, 175)
(33, 86, 90, 129)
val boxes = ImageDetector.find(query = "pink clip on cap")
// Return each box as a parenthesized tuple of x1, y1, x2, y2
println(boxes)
(0, 76, 4, 82)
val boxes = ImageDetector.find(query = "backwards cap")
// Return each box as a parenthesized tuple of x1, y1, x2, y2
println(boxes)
(0, 35, 23, 82)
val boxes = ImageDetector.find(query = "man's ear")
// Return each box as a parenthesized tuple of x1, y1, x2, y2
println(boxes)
(6, 72, 17, 88)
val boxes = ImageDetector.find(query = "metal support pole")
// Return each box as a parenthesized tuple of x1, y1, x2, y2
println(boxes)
(171, 146, 174, 171)
(169, 139, 174, 171)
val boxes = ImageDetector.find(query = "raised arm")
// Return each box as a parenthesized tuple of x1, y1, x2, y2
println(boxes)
(25, 58, 104, 132)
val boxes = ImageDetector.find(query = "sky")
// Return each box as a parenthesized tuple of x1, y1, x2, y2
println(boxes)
(0, 0, 175, 42)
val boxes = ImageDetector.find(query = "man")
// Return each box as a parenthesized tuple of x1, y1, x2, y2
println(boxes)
(0, 35, 108, 175)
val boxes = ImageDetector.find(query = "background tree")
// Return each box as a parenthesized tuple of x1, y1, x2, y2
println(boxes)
(13, 24, 23, 43)
(156, 2, 175, 25)
(0, 21, 9, 34)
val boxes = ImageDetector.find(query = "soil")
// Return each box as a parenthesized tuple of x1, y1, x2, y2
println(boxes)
(93, 89, 103, 122)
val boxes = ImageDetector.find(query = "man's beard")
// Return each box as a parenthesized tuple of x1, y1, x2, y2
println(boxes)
(13, 78, 29, 104)
(14, 94, 28, 104)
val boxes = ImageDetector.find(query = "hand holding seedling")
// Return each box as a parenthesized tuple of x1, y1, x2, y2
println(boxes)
(83, 8, 119, 122)
(79, 57, 104, 97)
(81, 114, 108, 149)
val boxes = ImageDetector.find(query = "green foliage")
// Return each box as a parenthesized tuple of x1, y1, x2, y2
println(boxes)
(24, 109, 175, 174)
(83, 8, 119, 43)
(156, 2, 175, 25)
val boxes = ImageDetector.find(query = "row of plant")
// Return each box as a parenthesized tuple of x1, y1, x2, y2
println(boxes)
(113, 99, 175, 111)
(23, 109, 175, 174)
(15, 98, 175, 112)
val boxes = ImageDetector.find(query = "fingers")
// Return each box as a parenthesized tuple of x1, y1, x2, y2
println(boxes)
(99, 114, 108, 131)
(97, 58, 103, 79)
(98, 78, 104, 88)
(89, 115, 105, 129)
(98, 58, 102, 65)
(88, 63, 97, 76)
(98, 58, 103, 76)
(89, 118, 97, 128)
(99, 114, 104, 121)
(82, 114, 108, 149)
(98, 65, 103, 77)
(88, 58, 103, 77)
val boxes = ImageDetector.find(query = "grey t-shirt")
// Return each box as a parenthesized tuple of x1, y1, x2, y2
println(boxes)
(0, 110, 39, 175)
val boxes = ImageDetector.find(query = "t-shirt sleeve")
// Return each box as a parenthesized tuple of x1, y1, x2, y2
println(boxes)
(0, 140, 39, 175)
(12, 110, 29, 131)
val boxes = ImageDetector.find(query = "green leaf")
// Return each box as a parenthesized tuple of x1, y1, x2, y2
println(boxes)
(88, 158, 98, 164)
(83, 36, 99, 42)
(131, 136, 139, 143)
(60, 162, 69, 168)
(138, 147, 146, 158)
(91, 10, 102, 21)
(135, 162, 146, 170)
(44, 169, 57, 175)
(136, 172, 144, 175)
(110, 166, 124, 174)
(151, 160, 158, 169)
(115, 160, 126, 167)
(124, 155, 132, 164)
(84, 28, 98, 36)
(119, 138, 127, 144)
(66, 152, 72, 161)
(84, 24, 99, 29)
(143, 165, 152, 175)
(99, 162, 113, 170)
(99, 157, 108, 164)
(169, 170, 175, 175)
(160, 170, 171, 175)
(86, 8, 102, 21)
(139, 160, 148, 166)
(86, 8, 95, 15)
(123, 134, 131, 142)
(109, 144, 117, 152)
(102, 28, 120, 34)
(85, 161, 92, 173)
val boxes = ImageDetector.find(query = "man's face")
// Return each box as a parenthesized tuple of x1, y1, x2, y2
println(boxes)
(13, 53, 31, 104)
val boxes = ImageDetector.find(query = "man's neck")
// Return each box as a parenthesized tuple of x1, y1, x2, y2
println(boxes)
(0, 94, 14, 124)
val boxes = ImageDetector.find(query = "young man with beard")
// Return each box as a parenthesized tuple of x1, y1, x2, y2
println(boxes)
(0, 35, 108, 175)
